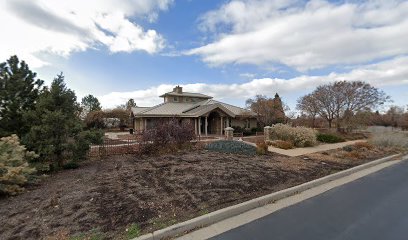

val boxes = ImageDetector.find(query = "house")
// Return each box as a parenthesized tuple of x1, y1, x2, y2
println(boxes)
(131, 86, 257, 135)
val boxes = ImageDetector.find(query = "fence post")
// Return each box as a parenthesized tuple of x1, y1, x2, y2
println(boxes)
(264, 126, 272, 142)
(225, 127, 234, 140)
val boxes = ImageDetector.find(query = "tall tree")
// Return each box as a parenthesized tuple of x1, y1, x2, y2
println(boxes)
(81, 94, 101, 112)
(246, 93, 286, 127)
(296, 93, 319, 128)
(297, 81, 389, 129)
(0, 56, 43, 137)
(126, 98, 137, 111)
(80, 94, 101, 119)
(23, 73, 102, 169)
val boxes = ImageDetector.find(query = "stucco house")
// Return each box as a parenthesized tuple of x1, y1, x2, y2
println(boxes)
(131, 86, 257, 135)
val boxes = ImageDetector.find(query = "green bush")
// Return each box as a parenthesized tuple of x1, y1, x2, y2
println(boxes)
(268, 124, 317, 147)
(63, 162, 80, 170)
(316, 133, 345, 143)
(342, 145, 353, 152)
(0, 135, 37, 195)
(206, 140, 256, 155)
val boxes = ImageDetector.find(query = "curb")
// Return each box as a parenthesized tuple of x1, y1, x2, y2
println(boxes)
(134, 153, 404, 240)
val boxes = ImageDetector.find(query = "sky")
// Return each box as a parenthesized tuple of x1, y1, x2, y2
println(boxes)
(1, 0, 408, 112)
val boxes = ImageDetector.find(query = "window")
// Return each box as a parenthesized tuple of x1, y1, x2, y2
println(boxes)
(173, 96, 178, 102)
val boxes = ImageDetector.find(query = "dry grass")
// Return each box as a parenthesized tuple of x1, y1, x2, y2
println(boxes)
(369, 131, 408, 149)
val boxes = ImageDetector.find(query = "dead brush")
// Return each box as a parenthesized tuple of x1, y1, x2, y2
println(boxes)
(271, 140, 294, 150)
(353, 142, 374, 150)
(343, 150, 365, 159)
(256, 141, 268, 155)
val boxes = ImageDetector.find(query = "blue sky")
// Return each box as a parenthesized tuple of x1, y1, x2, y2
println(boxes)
(1, 0, 407, 111)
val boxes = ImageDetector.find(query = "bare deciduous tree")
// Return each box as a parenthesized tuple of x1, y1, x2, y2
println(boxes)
(297, 81, 389, 129)
(246, 94, 285, 127)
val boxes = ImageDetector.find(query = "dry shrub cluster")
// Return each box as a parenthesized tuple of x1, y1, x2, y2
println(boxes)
(269, 123, 317, 147)
(140, 119, 196, 154)
(256, 141, 268, 155)
(341, 142, 376, 159)
(270, 140, 294, 150)
(369, 132, 408, 149)
(0, 135, 37, 195)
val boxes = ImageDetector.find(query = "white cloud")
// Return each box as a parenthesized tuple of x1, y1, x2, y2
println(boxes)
(99, 56, 408, 108)
(188, 0, 408, 71)
(0, 0, 172, 67)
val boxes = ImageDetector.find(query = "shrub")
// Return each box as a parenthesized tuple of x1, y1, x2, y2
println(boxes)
(353, 141, 374, 150)
(206, 140, 256, 155)
(342, 145, 353, 152)
(343, 150, 364, 159)
(271, 140, 294, 150)
(140, 118, 196, 154)
(0, 135, 37, 195)
(256, 141, 268, 155)
(232, 126, 253, 136)
(316, 133, 345, 143)
(63, 161, 80, 170)
(85, 110, 106, 129)
(369, 132, 408, 149)
(268, 124, 317, 147)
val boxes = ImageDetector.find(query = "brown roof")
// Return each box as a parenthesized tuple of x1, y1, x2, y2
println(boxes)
(159, 91, 213, 99)
(133, 99, 256, 118)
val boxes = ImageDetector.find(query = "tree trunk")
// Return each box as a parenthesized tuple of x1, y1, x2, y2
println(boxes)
(328, 119, 332, 128)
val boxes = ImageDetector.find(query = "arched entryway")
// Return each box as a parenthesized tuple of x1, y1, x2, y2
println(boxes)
(208, 111, 221, 134)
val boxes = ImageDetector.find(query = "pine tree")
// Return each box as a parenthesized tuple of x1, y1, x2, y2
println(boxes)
(81, 94, 102, 118)
(23, 74, 102, 169)
(126, 98, 137, 111)
(0, 134, 37, 195)
(0, 56, 44, 137)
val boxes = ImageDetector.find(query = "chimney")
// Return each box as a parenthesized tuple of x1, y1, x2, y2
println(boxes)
(173, 85, 183, 93)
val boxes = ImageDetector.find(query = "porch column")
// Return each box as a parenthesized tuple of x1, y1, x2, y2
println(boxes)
(198, 117, 201, 135)
(194, 118, 198, 135)
(144, 118, 147, 130)
(205, 116, 208, 136)
(220, 116, 223, 135)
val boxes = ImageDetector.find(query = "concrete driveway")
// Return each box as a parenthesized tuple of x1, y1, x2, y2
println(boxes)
(210, 159, 408, 240)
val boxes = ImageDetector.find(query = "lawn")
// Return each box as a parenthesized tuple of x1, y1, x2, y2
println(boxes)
(0, 145, 400, 239)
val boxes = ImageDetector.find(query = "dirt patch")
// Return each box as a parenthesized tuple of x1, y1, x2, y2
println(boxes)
(0, 147, 398, 239)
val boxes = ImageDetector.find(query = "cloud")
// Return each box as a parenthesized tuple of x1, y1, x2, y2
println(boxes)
(0, 0, 172, 67)
(99, 56, 408, 108)
(188, 0, 408, 71)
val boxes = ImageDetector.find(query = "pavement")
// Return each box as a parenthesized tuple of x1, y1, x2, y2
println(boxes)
(266, 140, 366, 157)
(207, 159, 408, 240)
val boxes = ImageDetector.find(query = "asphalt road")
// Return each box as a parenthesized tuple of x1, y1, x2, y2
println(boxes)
(210, 160, 408, 240)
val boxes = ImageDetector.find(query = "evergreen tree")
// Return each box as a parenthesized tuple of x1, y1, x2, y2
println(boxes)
(80, 94, 102, 119)
(23, 73, 102, 169)
(0, 56, 44, 137)
(272, 93, 286, 124)
(81, 94, 101, 113)
(126, 98, 137, 111)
